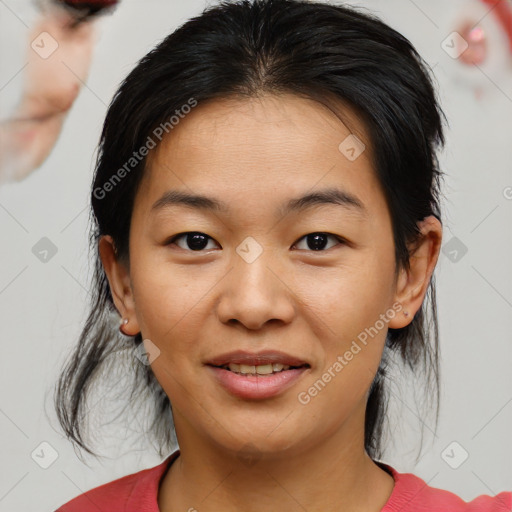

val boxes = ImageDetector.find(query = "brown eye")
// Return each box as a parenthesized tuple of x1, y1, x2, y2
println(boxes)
(293, 232, 344, 251)
(167, 232, 219, 252)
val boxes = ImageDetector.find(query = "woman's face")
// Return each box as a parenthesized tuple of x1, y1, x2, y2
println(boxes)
(102, 93, 440, 460)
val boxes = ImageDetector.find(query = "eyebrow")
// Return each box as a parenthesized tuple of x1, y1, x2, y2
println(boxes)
(150, 187, 368, 218)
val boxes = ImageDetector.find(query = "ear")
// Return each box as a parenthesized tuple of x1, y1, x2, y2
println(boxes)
(98, 235, 141, 336)
(388, 215, 442, 329)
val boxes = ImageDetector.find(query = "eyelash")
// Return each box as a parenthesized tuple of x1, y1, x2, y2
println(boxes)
(165, 231, 347, 252)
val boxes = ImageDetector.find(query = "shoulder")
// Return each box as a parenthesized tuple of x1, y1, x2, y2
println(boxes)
(55, 451, 179, 512)
(379, 463, 512, 512)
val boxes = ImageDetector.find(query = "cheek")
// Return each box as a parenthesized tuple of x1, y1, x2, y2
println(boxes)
(299, 248, 396, 331)
(296, 273, 392, 424)
(130, 265, 204, 401)
(296, 249, 395, 393)
(130, 257, 214, 353)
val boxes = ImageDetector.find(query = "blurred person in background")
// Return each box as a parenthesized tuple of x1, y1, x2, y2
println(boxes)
(0, 0, 119, 185)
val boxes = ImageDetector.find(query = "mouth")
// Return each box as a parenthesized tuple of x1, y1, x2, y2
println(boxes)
(204, 350, 311, 400)
(205, 350, 311, 375)
(6, 108, 70, 129)
(206, 361, 311, 400)
(208, 362, 310, 376)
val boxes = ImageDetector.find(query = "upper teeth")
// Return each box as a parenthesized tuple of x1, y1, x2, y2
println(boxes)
(225, 363, 291, 374)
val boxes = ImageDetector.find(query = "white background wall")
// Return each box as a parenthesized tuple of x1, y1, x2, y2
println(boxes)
(0, 0, 511, 510)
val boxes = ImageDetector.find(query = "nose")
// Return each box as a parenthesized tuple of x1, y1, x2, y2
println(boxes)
(216, 248, 295, 330)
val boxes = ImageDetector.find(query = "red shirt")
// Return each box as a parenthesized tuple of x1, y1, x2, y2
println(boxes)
(56, 450, 512, 511)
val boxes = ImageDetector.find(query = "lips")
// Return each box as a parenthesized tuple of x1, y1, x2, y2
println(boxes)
(206, 365, 310, 400)
(205, 350, 310, 368)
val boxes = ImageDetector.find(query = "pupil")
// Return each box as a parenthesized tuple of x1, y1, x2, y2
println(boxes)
(187, 232, 208, 251)
(308, 233, 327, 250)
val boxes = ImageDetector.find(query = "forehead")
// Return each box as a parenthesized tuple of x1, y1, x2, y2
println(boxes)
(137, 93, 386, 218)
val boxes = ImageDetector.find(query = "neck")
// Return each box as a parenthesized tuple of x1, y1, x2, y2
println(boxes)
(158, 403, 394, 512)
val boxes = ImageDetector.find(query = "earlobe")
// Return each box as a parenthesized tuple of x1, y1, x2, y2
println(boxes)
(388, 216, 442, 329)
(98, 235, 140, 336)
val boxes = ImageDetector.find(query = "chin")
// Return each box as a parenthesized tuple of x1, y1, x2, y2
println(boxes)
(0, 117, 64, 183)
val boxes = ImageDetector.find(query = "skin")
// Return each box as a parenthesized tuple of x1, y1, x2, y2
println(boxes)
(99, 93, 442, 512)
(0, 6, 96, 183)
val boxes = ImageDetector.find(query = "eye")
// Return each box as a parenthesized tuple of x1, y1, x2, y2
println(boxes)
(166, 232, 219, 252)
(166, 231, 346, 252)
(293, 232, 345, 251)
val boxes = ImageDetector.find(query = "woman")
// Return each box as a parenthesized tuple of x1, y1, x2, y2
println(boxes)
(54, 0, 512, 510)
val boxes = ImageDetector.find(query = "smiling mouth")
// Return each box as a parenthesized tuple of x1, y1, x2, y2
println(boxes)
(211, 362, 310, 375)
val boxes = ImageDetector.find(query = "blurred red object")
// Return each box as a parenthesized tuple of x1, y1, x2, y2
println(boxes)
(480, 0, 512, 53)
(459, 23, 487, 65)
